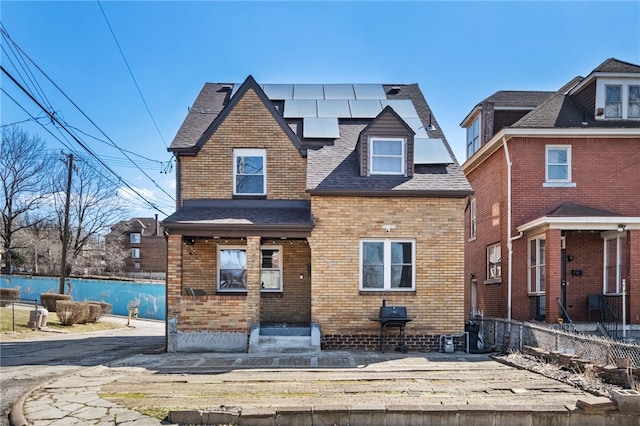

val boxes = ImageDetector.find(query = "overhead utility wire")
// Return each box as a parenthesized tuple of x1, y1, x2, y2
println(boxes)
(1, 66, 169, 216)
(0, 26, 175, 202)
(96, 0, 168, 148)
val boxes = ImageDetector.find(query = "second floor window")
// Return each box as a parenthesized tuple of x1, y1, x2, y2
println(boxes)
(545, 145, 571, 183)
(131, 248, 140, 259)
(369, 138, 405, 175)
(233, 149, 266, 195)
(466, 117, 480, 159)
(130, 233, 141, 244)
(605, 85, 622, 118)
(469, 198, 477, 240)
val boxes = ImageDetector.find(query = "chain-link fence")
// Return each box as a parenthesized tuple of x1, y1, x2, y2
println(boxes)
(483, 318, 640, 369)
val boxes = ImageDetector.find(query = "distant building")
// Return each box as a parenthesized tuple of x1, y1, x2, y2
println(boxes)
(109, 215, 166, 280)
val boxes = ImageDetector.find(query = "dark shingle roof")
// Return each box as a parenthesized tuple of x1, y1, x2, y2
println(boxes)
(478, 91, 554, 109)
(546, 201, 623, 217)
(592, 58, 640, 73)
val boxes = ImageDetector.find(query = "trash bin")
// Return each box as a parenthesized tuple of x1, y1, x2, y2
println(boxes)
(37, 307, 48, 328)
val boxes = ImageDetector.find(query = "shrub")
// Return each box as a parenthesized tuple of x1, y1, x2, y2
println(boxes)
(56, 301, 90, 326)
(86, 303, 103, 323)
(0, 288, 19, 307)
(98, 301, 113, 315)
(40, 293, 72, 312)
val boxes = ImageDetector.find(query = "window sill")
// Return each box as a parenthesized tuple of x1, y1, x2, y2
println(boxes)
(484, 278, 502, 285)
(216, 291, 247, 296)
(359, 289, 416, 295)
(542, 182, 576, 188)
(468, 236, 477, 242)
(261, 291, 283, 297)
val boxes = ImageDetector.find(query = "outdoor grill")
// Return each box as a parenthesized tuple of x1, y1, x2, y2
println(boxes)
(371, 301, 412, 353)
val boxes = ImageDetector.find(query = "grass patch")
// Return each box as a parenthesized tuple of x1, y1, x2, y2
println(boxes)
(99, 392, 149, 399)
(0, 306, 123, 339)
(137, 406, 171, 420)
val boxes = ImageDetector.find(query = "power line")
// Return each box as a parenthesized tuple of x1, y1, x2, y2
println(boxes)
(96, 0, 168, 148)
(0, 25, 175, 202)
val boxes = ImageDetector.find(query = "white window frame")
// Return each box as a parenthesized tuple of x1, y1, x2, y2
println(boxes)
(595, 78, 640, 120)
(131, 248, 140, 259)
(629, 84, 640, 118)
(486, 242, 501, 283)
(527, 236, 545, 295)
(544, 145, 575, 187)
(217, 246, 247, 292)
(260, 246, 283, 292)
(469, 198, 477, 241)
(605, 84, 623, 118)
(360, 239, 415, 291)
(603, 233, 627, 295)
(369, 137, 406, 176)
(129, 232, 141, 244)
(466, 116, 480, 159)
(233, 148, 266, 195)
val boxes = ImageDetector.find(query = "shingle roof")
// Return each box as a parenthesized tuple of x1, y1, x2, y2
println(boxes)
(478, 91, 554, 109)
(592, 58, 640, 74)
(546, 201, 623, 217)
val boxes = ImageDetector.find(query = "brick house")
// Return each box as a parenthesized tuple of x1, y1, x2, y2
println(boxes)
(461, 58, 640, 336)
(163, 76, 472, 352)
(108, 216, 166, 280)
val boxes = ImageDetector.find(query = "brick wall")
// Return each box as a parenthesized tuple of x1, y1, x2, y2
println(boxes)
(308, 195, 466, 344)
(179, 87, 308, 202)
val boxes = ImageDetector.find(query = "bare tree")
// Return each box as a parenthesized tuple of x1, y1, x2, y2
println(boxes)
(50, 155, 127, 286)
(0, 126, 54, 274)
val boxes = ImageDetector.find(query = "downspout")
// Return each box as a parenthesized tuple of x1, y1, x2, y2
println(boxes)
(502, 136, 524, 321)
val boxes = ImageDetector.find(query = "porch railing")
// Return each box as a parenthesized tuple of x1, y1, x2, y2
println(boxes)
(601, 295, 623, 339)
(529, 295, 545, 322)
(556, 298, 576, 333)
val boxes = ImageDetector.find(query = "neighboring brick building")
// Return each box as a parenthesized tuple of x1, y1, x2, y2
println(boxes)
(163, 77, 472, 352)
(461, 58, 640, 335)
(109, 216, 166, 280)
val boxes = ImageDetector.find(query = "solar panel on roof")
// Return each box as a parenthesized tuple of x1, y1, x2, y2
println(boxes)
(230, 83, 240, 99)
(414, 138, 453, 164)
(402, 117, 428, 137)
(284, 99, 317, 118)
(349, 99, 383, 118)
(317, 100, 351, 118)
(263, 84, 293, 100)
(323, 84, 355, 99)
(294, 84, 324, 99)
(353, 84, 386, 99)
(380, 99, 418, 117)
(303, 117, 340, 138)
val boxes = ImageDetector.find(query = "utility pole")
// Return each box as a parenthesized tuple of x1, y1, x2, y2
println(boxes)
(59, 153, 73, 294)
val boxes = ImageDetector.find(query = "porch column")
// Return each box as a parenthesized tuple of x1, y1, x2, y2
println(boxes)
(245, 236, 261, 327)
(545, 229, 562, 323)
(629, 230, 639, 325)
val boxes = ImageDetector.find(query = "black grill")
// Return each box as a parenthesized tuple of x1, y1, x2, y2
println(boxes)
(372, 301, 412, 352)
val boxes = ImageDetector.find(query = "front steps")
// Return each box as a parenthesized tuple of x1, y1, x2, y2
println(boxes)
(249, 323, 321, 353)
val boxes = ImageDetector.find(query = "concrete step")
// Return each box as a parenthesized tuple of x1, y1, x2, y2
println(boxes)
(249, 324, 321, 353)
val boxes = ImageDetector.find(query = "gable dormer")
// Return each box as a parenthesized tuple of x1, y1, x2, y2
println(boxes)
(357, 106, 415, 177)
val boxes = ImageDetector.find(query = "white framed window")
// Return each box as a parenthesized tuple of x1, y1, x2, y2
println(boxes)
(469, 198, 477, 240)
(605, 85, 622, 118)
(544, 145, 574, 187)
(130, 232, 141, 244)
(218, 247, 247, 291)
(466, 117, 480, 159)
(486, 243, 501, 281)
(527, 236, 545, 294)
(233, 148, 266, 195)
(369, 137, 405, 175)
(134, 262, 140, 270)
(596, 79, 640, 120)
(360, 239, 415, 291)
(131, 248, 140, 259)
(629, 85, 640, 118)
(260, 247, 282, 292)
(603, 233, 628, 294)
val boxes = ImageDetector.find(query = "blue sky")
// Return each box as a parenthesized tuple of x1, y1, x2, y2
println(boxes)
(2, 1, 639, 219)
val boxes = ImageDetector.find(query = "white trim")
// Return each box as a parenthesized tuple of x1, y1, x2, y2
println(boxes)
(527, 236, 546, 294)
(368, 137, 406, 176)
(233, 148, 266, 196)
(518, 216, 640, 233)
(469, 198, 477, 240)
(217, 245, 247, 292)
(260, 245, 283, 293)
(359, 239, 416, 291)
(603, 233, 627, 295)
(545, 144, 572, 184)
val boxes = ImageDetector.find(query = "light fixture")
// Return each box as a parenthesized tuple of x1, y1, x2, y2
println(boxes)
(581, 111, 588, 126)
(299, 273, 304, 280)
(617, 224, 627, 232)
(426, 114, 436, 131)
(382, 224, 396, 233)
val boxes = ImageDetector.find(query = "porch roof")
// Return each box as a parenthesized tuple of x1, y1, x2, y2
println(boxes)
(517, 201, 640, 233)
(162, 199, 313, 238)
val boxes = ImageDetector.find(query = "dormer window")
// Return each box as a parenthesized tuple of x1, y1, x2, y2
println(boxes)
(596, 79, 640, 120)
(605, 85, 622, 118)
(629, 85, 640, 118)
(466, 117, 480, 159)
(369, 137, 405, 175)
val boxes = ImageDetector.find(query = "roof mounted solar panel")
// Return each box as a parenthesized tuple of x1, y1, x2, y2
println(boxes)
(353, 84, 386, 99)
(402, 117, 428, 137)
(294, 84, 324, 99)
(349, 99, 383, 118)
(303, 117, 340, 138)
(380, 99, 418, 117)
(263, 84, 293, 100)
(324, 84, 356, 99)
(317, 99, 351, 118)
(414, 138, 453, 164)
(284, 99, 318, 118)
